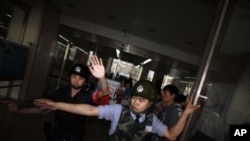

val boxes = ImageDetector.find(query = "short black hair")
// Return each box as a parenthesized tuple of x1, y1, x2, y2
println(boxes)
(124, 78, 133, 88)
(174, 94, 187, 103)
(162, 84, 179, 96)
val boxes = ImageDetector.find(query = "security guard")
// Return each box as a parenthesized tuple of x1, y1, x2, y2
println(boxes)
(2, 55, 109, 141)
(34, 79, 200, 141)
(47, 63, 93, 141)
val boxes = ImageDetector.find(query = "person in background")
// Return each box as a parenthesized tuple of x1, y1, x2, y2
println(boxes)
(116, 77, 125, 104)
(34, 80, 200, 141)
(155, 76, 164, 102)
(150, 84, 182, 141)
(174, 94, 187, 111)
(86, 74, 97, 92)
(120, 78, 133, 105)
(1, 55, 109, 141)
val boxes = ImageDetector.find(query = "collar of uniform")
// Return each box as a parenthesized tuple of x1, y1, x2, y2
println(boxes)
(130, 111, 145, 123)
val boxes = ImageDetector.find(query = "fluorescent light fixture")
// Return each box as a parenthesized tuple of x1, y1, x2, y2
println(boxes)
(0, 25, 8, 29)
(72, 46, 88, 55)
(141, 58, 152, 65)
(6, 14, 12, 18)
(116, 49, 120, 58)
(57, 42, 88, 54)
(58, 34, 69, 42)
(76, 47, 88, 55)
(57, 41, 67, 47)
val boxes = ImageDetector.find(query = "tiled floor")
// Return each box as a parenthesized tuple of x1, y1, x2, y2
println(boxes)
(0, 105, 110, 141)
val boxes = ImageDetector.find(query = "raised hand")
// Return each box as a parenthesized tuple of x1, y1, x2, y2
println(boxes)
(88, 55, 105, 79)
(182, 94, 200, 116)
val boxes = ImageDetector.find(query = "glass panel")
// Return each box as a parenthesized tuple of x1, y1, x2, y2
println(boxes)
(110, 58, 134, 79)
(186, 1, 250, 141)
(0, 1, 12, 39)
(52, 25, 201, 102)
(147, 70, 155, 81)
(0, 0, 28, 42)
(0, 0, 29, 99)
(131, 66, 143, 81)
(44, 26, 94, 94)
(45, 41, 90, 94)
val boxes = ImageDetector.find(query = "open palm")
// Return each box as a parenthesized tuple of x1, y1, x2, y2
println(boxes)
(89, 55, 105, 79)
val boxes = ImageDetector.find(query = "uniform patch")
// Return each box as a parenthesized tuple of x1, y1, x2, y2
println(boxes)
(145, 126, 152, 132)
(137, 85, 144, 92)
(75, 66, 81, 73)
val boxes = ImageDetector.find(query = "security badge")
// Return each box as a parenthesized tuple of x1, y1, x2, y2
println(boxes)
(137, 85, 144, 92)
(75, 66, 81, 73)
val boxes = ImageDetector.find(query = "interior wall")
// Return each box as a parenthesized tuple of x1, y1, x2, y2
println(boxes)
(7, 6, 25, 43)
(19, 0, 45, 101)
(24, 2, 60, 101)
(0, 0, 30, 100)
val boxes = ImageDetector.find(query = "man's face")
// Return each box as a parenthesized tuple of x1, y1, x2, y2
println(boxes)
(70, 74, 86, 90)
(125, 83, 131, 89)
(130, 96, 150, 114)
(161, 90, 175, 103)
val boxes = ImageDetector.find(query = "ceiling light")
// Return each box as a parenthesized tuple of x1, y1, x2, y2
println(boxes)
(73, 46, 88, 55)
(116, 49, 120, 58)
(57, 41, 67, 47)
(5, 14, 12, 18)
(0, 25, 8, 29)
(141, 58, 152, 65)
(59, 34, 69, 42)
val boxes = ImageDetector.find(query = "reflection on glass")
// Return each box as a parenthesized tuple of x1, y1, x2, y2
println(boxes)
(110, 58, 134, 79)
(186, 0, 250, 141)
(147, 70, 155, 81)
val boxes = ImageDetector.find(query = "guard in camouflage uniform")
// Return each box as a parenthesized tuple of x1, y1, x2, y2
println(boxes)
(34, 80, 200, 141)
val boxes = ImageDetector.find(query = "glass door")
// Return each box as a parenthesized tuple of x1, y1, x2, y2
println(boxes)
(44, 33, 90, 95)
(183, 0, 250, 141)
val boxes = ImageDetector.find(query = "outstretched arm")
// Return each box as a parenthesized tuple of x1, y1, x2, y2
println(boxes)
(163, 95, 200, 140)
(1, 100, 44, 114)
(88, 55, 109, 98)
(34, 99, 99, 116)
